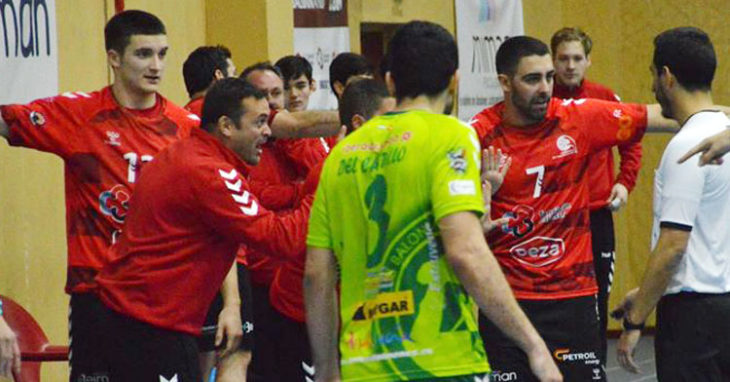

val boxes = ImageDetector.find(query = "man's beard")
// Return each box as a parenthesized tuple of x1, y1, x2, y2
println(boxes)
(511, 91, 549, 124)
(655, 87, 673, 119)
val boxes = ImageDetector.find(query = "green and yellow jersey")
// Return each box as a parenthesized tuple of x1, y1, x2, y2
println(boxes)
(307, 110, 490, 381)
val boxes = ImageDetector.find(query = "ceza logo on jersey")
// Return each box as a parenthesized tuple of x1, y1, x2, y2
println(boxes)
(501, 205, 536, 238)
(509, 236, 565, 268)
(552, 134, 577, 159)
(98, 185, 131, 224)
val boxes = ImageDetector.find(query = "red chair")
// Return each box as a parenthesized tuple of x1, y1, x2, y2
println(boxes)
(0, 295, 69, 382)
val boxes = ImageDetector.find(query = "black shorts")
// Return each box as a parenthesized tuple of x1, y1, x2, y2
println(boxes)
(198, 262, 255, 352)
(247, 284, 313, 382)
(655, 292, 730, 381)
(72, 294, 201, 381)
(479, 295, 605, 382)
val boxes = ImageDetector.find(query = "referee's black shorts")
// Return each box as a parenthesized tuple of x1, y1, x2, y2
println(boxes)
(655, 292, 730, 381)
(198, 262, 255, 352)
(479, 295, 605, 382)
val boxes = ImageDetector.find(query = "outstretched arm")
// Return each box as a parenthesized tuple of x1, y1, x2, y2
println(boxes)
(271, 110, 341, 139)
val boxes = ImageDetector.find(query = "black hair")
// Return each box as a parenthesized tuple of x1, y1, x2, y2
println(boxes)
(329, 53, 373, 94)
(339, 79, 390, 133)
(240, 61, 282, 81)
(275, 55, 313, 84)
(182, 45, 232, 98)
(653, 27, 715, 91)
(200, 78, 266, 132)
(104, 10, 166, 54)
(386, 21, 458, 101)
(496, 36, 550, 76)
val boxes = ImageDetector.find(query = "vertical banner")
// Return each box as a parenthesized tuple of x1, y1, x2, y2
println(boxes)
(293, 0, 350, 110)
(0, 0, 59, 104)
(456, 0, 523, 121)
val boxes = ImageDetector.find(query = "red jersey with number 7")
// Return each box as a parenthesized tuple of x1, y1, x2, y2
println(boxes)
(1, 87, 199, 294)
(470, 98, 647, 299)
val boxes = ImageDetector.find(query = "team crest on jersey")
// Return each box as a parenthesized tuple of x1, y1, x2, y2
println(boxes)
(105, 131, 121, 146)
(99, 185, 131, 224)
(552, 134, 577, 159)
(29, 111, 46, 126)
(501, 205, 536, 238)
(447, 148, 468, 173)
(509, 236, 565, 268)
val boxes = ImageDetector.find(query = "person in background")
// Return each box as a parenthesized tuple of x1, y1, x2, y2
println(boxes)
(551, 26, 642, 367)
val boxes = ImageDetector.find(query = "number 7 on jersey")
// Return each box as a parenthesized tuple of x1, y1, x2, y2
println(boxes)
(526, 165, 544, 198)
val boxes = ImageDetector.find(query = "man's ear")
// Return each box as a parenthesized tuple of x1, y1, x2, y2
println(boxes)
(497, 73, 512, 93)
(217, 115, 235, 137)
(385, 72, 396, 97)
(214, 69, 225, 81)
(310, 78, 317, 92)
(352, 114, 367, 130)
(107, 49, 122, 70)
(661, 65, 676, 89)
(333, 81, 345, 97)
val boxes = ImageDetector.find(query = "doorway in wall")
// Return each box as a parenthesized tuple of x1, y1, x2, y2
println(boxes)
(360, 22, 404, 79)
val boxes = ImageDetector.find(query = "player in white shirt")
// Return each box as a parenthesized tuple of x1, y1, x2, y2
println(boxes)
(614, 27, 730, 379)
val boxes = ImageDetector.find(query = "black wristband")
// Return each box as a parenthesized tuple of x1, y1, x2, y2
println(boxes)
(622, 316, 645, 331)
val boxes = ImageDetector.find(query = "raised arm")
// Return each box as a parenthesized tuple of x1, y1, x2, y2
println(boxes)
(439, 211, 562, 382)
(270, 110, 341, 139)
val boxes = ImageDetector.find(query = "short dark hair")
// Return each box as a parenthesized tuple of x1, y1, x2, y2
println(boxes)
(387, 21, 458, 101)
(339, 79, 390, 133)
(104, 10, 166, 54)
(329, 53, 373, 94)
(496, 36, 550, 76)
(653, 27, 715, 91)
(183, 45, 232, 98)
(275, 55, 313, 84)
(200, 78, 266, 132)
(550, 27, 592, 56)
(240, 61, 282, 81)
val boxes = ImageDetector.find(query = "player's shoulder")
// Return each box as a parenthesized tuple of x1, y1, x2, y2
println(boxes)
(42, 88, 107, 111)
(669, 112, 729, 153)
(469, 103, 504, 137)
(160, 95, 201, 128)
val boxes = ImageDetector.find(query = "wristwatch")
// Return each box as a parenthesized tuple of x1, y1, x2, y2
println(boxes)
(622, 316, 645, 331)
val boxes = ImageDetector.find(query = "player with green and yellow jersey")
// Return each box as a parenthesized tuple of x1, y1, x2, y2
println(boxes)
(308, 110, 487, 380)
(304, 21, 561, 382)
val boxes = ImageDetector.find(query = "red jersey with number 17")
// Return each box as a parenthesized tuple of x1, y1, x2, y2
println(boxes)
(470, 98, 647, 299)
(1, 87, 199, 294)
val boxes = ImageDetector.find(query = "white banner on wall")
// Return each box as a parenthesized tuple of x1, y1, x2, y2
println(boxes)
(293, 26, 350, 111)
(0, 0, 59, 104)
(456, 0, 523, 121)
